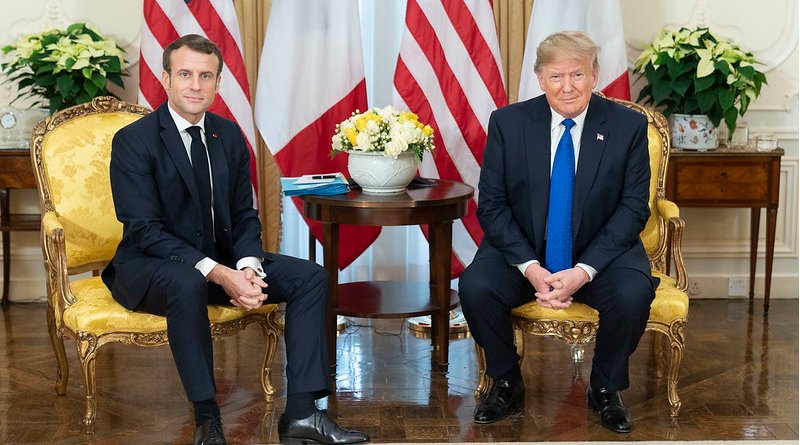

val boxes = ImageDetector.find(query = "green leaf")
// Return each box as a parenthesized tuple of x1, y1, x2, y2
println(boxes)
(57, 76, 73, 96)
(694, 75, 715, 92)
(717, 89, 734, 110)
(670, 75, 692, 97)
(713, 60, 730, 76)
(84, 80, 99, 96)
(697, 90, 716, 113)
(724, 107, 739, 136)
(652, 79, 673, 104)
(666, 57, 693, 79)
(738, 65, 755, 80)
(91, 72, 106, 89)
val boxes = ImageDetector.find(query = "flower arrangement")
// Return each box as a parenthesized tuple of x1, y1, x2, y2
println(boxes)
(1, 22, 127, 113)
(330, 105, 435, 161)
(633, 26, 766, 140)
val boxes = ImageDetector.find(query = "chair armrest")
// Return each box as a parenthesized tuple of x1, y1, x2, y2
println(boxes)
(656, 199, 688, 292)
(42, 211, 76, 307)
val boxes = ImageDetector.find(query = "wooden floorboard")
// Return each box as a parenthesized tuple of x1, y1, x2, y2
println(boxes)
(0, 298, 796, 444)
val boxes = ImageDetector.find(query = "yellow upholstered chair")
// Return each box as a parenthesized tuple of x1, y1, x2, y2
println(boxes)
(31, 97, 281, 433)
(474, 96, 689, 417)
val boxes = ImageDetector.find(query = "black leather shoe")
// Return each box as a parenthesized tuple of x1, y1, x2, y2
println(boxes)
(278, 409, 370, 444)
(473, 379, 525, 424)
(587, 386, 632, 433)
(194, 417, 227, 445)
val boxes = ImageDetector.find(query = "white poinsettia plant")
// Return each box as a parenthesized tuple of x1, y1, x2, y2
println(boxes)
(330, 105, 435, 161)
(1, 22, 127, 113)
(633, 26, 766, 140)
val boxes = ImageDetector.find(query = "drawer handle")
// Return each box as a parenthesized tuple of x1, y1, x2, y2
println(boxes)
(720, 171, 728, 179)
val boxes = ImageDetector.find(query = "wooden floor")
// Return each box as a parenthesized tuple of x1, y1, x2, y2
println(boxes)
(0, 298, 796, 444)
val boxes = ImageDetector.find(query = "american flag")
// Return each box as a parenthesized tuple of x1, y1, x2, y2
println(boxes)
(138, 0, 258, 192)
(393, 0, 507, 277)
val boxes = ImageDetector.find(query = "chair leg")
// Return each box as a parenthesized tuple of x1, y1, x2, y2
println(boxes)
(666, 321, 686, 417)
(76, 336, 98, 434)
(652, 330, 667, 379)
(47, 303, 69, 395)
(260, 314, 280, 402)
(474, 343, 489, 401)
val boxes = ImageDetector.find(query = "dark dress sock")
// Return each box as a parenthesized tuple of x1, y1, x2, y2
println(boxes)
(284, 392, 317, 419)
(499, 364, 522, 384)
(194, 398, 221, 425)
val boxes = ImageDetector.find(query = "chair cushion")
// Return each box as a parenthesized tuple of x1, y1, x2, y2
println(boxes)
(511, 270, 689, 324)
(63, 276, 277, 336)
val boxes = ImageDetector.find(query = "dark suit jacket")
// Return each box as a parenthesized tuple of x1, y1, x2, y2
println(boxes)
(102, 102, 264, 310)
(476, 93, 652, 277)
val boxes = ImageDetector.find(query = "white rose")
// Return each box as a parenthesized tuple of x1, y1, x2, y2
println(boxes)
(356, 131, 372, 151)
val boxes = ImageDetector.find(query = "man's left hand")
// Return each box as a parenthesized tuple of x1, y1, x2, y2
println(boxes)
(535, 267, 590, 309)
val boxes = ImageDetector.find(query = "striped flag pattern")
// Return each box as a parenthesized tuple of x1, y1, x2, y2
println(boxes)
(518, 0, 631, 101)
(254, 0, 381, 269)
(139, 0, 258, 192)
(393, 0, 507, 278)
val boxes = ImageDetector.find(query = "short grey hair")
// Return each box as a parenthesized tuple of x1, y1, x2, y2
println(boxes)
(533, 31, 599, 74)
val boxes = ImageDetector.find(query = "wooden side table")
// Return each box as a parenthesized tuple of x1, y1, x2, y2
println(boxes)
(0, 148, 40, 305)
(302, 179, 473, 374)
(665, 147, 784, 311)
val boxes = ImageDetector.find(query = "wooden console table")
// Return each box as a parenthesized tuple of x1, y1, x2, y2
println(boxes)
(302, 179, 473, 374)
(0, 148, 40, 305)
(665, 148, 783, 311)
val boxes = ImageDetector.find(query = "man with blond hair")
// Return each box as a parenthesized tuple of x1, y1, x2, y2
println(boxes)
(460, 31, 658, 433)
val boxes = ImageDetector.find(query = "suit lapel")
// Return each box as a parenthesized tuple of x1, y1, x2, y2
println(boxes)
(204, 118, 230, 230)
(573, 94, 607, 238)
(158, 105, 202, 212)
(524, 98, 552, 249)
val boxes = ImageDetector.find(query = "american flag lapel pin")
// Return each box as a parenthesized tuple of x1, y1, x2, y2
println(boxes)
(596, 133, 604, 141)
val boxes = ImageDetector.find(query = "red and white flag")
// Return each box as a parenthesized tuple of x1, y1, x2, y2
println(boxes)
(138, 0, 258, 192)
(393, 0, 507, 278)
(518, 0, 631, 101)
(254, 0, 380, 269)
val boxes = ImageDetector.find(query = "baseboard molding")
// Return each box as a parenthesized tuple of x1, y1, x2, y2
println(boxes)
(684, 274, 798, 299)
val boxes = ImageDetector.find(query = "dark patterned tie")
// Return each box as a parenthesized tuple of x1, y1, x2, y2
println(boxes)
(186, 126, 215, 257)
(545, 118, 576, 272)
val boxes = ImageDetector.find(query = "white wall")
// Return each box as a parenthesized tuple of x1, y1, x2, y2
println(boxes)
(0, 0, 796, 302)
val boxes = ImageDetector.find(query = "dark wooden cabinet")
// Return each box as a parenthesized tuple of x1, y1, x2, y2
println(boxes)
(0, 149, 40, 305)
(665, 148, 783, 311)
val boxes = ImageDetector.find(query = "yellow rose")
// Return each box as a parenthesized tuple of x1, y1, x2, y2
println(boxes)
(344, 127, 358, 146)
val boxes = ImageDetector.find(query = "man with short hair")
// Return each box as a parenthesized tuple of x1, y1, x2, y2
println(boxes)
(459, 31, 658, 433)
(102, 34, 369, 445)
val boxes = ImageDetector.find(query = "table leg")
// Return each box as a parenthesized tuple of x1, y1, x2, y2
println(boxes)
(764, 207, 778, 313)
(321, 222, 339, 374)
(0, 188, 9, 305)
(429, 220, 453, 374)
(749, 208, 760, 300)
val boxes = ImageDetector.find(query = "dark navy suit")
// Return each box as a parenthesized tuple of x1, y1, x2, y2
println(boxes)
(102, 102, 330, 401)
(459, 94, 658, 390)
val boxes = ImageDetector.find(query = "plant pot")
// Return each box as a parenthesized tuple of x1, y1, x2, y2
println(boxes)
(668, 113, 719, 151)
(347, 150, 418, 194)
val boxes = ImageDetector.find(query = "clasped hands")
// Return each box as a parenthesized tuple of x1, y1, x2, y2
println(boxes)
(524, 263, 590, 310)
(207, 265, 268, 310)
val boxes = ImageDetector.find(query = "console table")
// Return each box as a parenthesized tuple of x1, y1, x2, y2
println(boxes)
(0, 148, 40, 305)
(665, 148, 784, 311)
(302, 179, 473, 373)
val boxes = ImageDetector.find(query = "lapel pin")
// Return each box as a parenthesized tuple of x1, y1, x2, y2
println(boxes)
(596, 133, 604, 141)
(211, 133, 218, 139)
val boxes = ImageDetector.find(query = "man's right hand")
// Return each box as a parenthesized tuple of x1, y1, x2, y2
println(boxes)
(207, 265, 266, 310)
(524, 262, 572, 310)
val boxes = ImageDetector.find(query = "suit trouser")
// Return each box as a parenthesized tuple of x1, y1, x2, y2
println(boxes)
(136, 253, 331, 402)
(459, 247, 656, 391)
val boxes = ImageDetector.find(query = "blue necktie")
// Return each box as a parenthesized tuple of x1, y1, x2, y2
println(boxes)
(545, 118, 576, 273)
(187, 125, 215, 257)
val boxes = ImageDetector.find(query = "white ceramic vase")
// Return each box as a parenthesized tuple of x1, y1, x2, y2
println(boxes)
(347, 150, 418, 194)
(668, 113, 719, 150)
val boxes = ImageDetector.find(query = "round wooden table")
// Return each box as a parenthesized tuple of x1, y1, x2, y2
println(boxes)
(302, 179, 473, 373)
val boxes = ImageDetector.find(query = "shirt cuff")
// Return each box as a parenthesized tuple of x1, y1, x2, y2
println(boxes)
(195, 257, 219, 277)
(237, 257, 265, 278)
(516, 260, 539, 276)
(576, 262, 597, 281)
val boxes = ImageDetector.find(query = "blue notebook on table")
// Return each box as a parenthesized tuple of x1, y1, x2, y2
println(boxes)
(280, 173, 350, 196)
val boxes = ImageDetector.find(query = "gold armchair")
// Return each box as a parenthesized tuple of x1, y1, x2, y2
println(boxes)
(31, 97, 281, 433)
(474, 97, 689, 417)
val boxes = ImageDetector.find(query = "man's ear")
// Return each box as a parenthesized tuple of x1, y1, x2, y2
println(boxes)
(161, 71, 170, 90)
